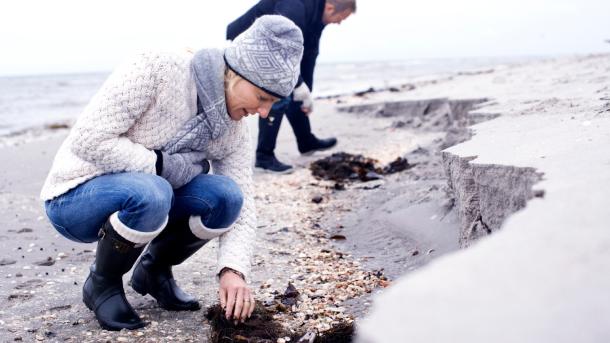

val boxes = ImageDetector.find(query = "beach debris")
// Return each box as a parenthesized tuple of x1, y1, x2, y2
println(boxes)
(0, 258, 17, 266)
(34, 257, 55, 267)
(533, 190, 545, 198)
(378, 280, 391, 288)
(279, 282, 300, 307)
(45, 123, 70, 130)
(312, 195, 324, 204)
(383, 157, 410, 174)
(329, 235, 347, 241)
(205, 302, 356, 343)
(8, 293, 33, 301)
(401, 83, 416, 91)
(204, 241, 388, 342)
(310, 152, 413, 183)
(360, 183, 382, 190)
(48, 305, 72, 312)
(362, 171, 383, 181)
(297, 332, 316, 343)
(205, 303, 288, 343)
(315, 322, 354, 343)
(391, 120, 407, 129)
(311, 152, 380, 182)
(17, 228, 33, 233)
(354, 87, 376, 97)
(457, 69, 495, 76)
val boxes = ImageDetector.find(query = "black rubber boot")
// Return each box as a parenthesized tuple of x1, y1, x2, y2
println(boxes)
(131, 220, 207, 311)
(82, 220, 146, 331)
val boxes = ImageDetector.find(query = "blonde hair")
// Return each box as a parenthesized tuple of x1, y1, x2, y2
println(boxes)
(224, 67, 242, 93)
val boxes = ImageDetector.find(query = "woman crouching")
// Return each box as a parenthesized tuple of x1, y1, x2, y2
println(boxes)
(40, 15, 303, 331)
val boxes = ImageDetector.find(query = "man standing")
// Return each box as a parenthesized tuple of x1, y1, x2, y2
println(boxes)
(227, 0, 356, 173)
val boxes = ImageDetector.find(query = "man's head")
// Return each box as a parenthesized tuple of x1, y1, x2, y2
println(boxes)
(322, 0, 356, 25)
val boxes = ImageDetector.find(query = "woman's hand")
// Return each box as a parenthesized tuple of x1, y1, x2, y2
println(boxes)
(219, 269, 255, 324)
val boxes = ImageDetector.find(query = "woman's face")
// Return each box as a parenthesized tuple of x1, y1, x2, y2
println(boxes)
(226, 78, 279, 121)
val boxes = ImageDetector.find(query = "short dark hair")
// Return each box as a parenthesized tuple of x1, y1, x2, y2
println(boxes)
(327, 0, 357, 13)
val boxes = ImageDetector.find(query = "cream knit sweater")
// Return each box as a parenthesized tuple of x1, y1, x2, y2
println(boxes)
(40, 50, 256, 280)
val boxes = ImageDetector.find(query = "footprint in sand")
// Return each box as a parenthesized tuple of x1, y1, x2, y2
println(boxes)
(7, 293, 34, 301)
(0, 258, 17, 266)
(14, 279, 45, 290)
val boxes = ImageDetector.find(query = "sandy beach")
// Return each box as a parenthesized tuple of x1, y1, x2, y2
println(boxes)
(1, 53, 609, 342)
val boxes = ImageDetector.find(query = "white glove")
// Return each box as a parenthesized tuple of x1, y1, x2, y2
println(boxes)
(292, 83, 313, 113)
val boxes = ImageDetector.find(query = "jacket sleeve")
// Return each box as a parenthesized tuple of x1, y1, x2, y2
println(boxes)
(274, 0, 307, 32)
(210, 123, 256, 282)
(277, 0, 320, 91)
(300, 42, 319, 91)
(68, 53, 160, 175)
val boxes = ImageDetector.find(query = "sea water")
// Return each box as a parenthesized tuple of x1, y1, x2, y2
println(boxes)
(0, 56, 537, 138)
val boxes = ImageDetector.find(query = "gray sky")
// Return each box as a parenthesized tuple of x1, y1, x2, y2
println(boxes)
(1, 0, 608, 76)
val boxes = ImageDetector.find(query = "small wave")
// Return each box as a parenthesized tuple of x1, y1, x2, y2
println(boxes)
(0, 120, 73, 147)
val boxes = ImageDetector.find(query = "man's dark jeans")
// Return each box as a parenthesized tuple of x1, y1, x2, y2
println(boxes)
(256, 95, 316, 158)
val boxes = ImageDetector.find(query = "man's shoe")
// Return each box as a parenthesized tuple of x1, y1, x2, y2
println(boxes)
(299, 137, 338, 156)
(255, 155, 294, 174)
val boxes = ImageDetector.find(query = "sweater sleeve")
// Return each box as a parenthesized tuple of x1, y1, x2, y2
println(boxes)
(210, 123, 256, 282)
(300, 44, 319, 91)
(68, 52, 161, 174)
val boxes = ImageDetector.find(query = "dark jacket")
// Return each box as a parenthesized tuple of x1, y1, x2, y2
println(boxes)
(227, 0, 326, 91)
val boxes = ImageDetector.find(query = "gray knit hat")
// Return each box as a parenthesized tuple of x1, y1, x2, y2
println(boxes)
(224, 15, 304, 98)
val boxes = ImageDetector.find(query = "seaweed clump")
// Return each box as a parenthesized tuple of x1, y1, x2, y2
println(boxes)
(310, 152, 412, 183)
(205, 301, 355, 343)
(206, 303, 285, 343)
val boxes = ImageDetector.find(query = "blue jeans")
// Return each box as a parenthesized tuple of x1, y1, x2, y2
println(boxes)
(45, 173, 243, 243)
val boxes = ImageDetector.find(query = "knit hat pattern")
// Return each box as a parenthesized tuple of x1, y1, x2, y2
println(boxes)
(225, 15, 304, 98)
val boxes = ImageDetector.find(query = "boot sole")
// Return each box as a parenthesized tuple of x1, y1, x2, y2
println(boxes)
(300, 145, 337, 156)
(83, 293, 94, 311)
(131, 278, 200, 312)
(255, 166, 294, 174)
(83, 292, 147, 331)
